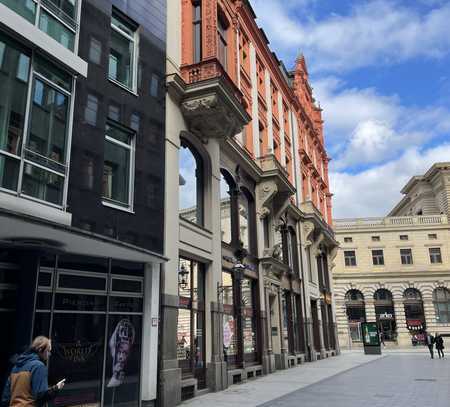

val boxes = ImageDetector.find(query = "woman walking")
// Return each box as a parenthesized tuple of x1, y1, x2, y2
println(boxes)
(435, 332, 445, 359)
(1, 336, 65, 406)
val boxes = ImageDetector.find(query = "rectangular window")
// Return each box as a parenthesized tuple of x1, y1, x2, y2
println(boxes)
(429, 247, 442, 264)
(192, 1, 201, 63)
(102, 121, 135, 209)
(400, 248, 413, 265)
(371, 236, 380, 242)
(217, 13, 227, 69)
(344, 250, 357, 267)
(343, 237, 352, 243)
(400, 234, 409, 241)
(372, 250, 384, 266)
(84, 94, 98, 126)
(428, 233, 437, 240)
(0, 34, 72, 207)
(1, 0, 78, 50)
(109, 10, 138, 91)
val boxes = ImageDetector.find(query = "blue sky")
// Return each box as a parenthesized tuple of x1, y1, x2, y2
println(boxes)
(250, 0, 450, 218)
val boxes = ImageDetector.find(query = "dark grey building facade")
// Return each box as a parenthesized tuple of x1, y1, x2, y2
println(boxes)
(0, 0, 166, 405)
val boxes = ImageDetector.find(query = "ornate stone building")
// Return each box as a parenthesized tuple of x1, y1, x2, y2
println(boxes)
(162, 0, 338, 405)
(333, 163, 450, 349)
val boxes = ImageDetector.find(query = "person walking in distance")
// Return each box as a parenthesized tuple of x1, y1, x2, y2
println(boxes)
(425, 331, 435, 359)
(435, 332, 444, 359)
(1, 336, 65, 406)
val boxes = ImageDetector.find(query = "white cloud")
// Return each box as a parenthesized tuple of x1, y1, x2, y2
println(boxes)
(331, 143, 450, 218)
(251, 0, 450, 73)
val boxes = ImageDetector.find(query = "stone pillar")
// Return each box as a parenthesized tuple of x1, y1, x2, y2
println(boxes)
(316, 300, 326, 358)
(263, 281, 275, 373)
(207, 301, 227, 391)
(365, 298, 376, 323)
(393, 299, 409, 347)
(276, 287, 289, 369)
(335, 299, 350, 350)
(159, 293, 182, 407)
(423, 294, 437, 333)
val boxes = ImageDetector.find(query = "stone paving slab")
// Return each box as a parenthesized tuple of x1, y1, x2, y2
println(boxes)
(259, 353, 450, 407)
(181, 352, 383, 407)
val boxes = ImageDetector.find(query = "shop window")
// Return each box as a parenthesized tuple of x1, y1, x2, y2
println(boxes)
(403, 288, 425, 331)
(217, 11, 228, 70)
(222, 271, 237, 366)
(433, 288, 450, 323)
(109, 9, 138, 91)
(374, 289, 396, 341)
(1, 0, 78, 50)
(177, 258, 206, 388)
(179, 139, 204, 226)
(102, 121, 135, 209)
(242, 277, 257, 362)
(344, 250, 356, 267)
(0, 34, 73, 206)
(372, 249, 384, 266)
(33, 256, 145, 407)
(400, 248, 413, 265)
(345, 289, 366, 343)
(192, 0, 202, 63)
(429, 247, 442, 264)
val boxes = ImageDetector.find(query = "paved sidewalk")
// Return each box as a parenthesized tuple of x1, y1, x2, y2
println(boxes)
(182, 352, 383, 406)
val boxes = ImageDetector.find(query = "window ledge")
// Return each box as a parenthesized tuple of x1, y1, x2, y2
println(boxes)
(102, 200, 135, 214)
(0, 191, 71, 226)
(108, 78, 139, 97)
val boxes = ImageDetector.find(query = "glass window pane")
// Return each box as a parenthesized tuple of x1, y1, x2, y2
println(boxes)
(109, 28, 133, 88)
(106, 123, 131, 144)
(177, 308, 191, 372)
(103, 139, 130, 205)
(58, 274, 106, 291)
(28, 78, 69, 165)
(39, 9, 75, 50)
(239, 193, 250, 250)
(0, 154, 19, 191)
(21, 163, 64, 204)
(223, 314, 237, 359)
(179, 144, 201, 224)
(0, 36, 30, 158)
(34, 56, 72, 91)
(45, 0, 77, 20)
(103, 315, 142, 407)
(0, 0, 37, 23)
(49, 313, 105, 407)
(220, 174, 232, 244)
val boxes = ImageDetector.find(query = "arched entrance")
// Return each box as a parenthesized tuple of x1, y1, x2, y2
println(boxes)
(374, 289, 397, 341)
(345, 289, 366, 342)
(403, 288, 425, 345)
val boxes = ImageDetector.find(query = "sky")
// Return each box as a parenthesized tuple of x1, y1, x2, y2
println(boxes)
(250, 0, 450, 219)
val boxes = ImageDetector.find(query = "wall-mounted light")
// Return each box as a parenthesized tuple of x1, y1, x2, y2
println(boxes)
(178, 264, 189, 290)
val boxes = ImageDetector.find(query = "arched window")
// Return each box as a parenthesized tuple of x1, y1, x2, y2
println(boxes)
(238, 188, 255, 253)
(403, 288, 425, 331)
(433, 288, 450, 323)
(374, 289, 396, 341)
(179, 139, 204, 225)
(220, 169, 235, 244)
(344, 289, 366, 342)
(404, 288, 422, 301)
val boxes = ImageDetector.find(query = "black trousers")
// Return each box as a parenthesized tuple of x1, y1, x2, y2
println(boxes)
(437, 348, 444, 358)
(428, 345, 434, 358)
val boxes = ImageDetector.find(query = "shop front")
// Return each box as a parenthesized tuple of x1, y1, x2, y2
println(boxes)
(0, 216, 162, 407)
(403, 288, 425, 345)
(374, 289, 397, 342)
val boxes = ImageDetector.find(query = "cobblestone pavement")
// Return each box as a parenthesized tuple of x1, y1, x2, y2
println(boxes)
(260, 353, 450, 407)
(182, 350, 450, 407)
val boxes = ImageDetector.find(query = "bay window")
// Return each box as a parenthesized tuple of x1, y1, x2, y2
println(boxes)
(0, 33, 73, 207)
(102, 121, 135, 209)
(1, 0, 79, 51)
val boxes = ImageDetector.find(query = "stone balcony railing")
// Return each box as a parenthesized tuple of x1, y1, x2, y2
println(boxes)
(334, 214, 449, 230)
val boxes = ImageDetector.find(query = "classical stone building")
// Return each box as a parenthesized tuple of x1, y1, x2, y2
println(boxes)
(161, 0, 338, 405)
(333, 163, 450, 349)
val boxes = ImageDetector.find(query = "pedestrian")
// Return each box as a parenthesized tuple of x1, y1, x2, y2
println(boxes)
(1, 336, 65, 406)
(435, 332, 444, 359)
(425, 331, 435, 359)
(379, 330, 385, 347)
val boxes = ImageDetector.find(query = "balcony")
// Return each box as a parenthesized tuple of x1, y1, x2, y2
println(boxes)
(334, 214, 449, 230)
(174, 59, 250, 139)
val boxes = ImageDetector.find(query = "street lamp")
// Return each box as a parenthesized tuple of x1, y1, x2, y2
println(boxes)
(178, 263, 189, 290)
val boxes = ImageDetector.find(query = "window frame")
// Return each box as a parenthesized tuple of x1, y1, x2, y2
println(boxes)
(400, 248, 413, 265)
(2, 0, 81, 52)
(192, 0, 202, 64)
(433, 288, 450, 323)
(217, 11, 228, 70)
(0, 39, 74, 209)
(344, 250, 357, 267)
(101, 119, 136, 212)
(109, 9, 139, 93)
(429, 247, 442, 264)
(372, 249, 384, 266)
